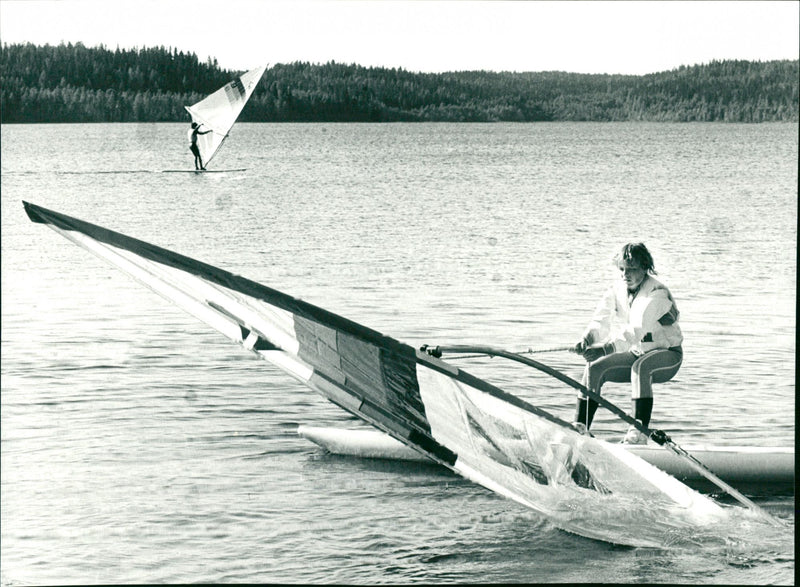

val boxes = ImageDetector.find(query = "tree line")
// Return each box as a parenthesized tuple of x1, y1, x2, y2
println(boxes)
(1, 42, 797, 123)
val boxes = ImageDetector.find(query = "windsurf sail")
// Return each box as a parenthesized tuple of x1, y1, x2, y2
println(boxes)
(185, 65, 267, 168)
(24, 201, 748, 547)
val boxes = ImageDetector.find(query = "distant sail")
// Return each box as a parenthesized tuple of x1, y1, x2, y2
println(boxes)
(185, 65, 267, 168)
(23, 201, 737, 548)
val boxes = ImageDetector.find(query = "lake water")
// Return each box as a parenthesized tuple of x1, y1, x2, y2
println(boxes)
(1, 122, 796, 584)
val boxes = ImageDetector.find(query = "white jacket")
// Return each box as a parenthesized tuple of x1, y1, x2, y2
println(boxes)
(583, 275, 683, 355)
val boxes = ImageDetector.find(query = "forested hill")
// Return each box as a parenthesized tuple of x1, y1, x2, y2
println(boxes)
(1, 42, 798, 123)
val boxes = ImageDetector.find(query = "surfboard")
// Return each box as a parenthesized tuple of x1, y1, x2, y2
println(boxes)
(162, 168, 247, 173)
(297, 425, 795, 492)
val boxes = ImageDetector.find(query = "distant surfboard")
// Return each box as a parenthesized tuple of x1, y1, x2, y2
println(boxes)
(162, 168, 247, 173)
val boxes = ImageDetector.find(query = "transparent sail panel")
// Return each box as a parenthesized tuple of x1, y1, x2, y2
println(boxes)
(416, 365, 733, 546)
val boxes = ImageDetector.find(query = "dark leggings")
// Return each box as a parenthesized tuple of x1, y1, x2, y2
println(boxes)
(581, 347, 683, 399)
(575, 347, 682, 428)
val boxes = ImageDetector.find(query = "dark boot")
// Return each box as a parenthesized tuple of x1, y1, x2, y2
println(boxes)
(574, 397, 599, 429)
(632, 397, 653, 428)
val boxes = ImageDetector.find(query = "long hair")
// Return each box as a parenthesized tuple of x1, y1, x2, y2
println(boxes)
(614, 242, 657, 274)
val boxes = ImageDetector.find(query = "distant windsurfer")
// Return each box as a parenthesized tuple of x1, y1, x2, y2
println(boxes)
(571, 243, 683, 444)
(188, 122, 212, 170)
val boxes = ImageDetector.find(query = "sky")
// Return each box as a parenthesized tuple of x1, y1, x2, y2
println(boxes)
(0, 0, 798, 75)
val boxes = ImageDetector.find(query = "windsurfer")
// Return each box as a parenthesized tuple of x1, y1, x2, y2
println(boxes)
(571, 243, 683, 444)
(188, 122, 212, 170)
